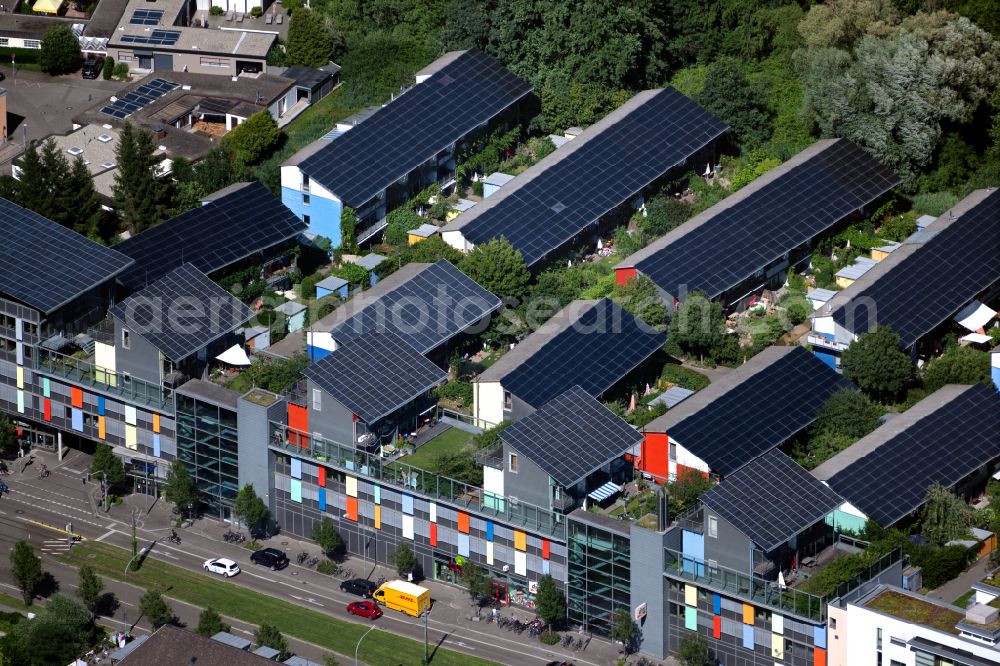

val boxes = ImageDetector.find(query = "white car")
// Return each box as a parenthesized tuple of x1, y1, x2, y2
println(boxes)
(203, 557, 241, 577)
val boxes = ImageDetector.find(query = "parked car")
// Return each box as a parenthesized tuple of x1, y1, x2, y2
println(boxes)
(339, 578, 377, 598)
(347, 600, 383, 620)
(250, 547, 288, 571)
(203, 557, 241, 577)
(81, 57, 104, 79)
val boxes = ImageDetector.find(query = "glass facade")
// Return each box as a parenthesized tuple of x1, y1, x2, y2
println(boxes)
(567, 519, 631, 636)
(176, 393, 239, 516)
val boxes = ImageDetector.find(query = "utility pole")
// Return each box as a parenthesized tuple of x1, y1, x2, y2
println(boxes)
(423, 608, 429, 664)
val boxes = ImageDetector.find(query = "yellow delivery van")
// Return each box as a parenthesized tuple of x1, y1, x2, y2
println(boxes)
(372, 580, 431, 617)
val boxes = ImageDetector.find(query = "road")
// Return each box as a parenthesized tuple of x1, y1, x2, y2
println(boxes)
(0, 449, 624, 666)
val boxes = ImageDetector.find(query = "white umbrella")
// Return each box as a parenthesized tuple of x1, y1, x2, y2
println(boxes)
(216, 344, 251, 366)
(777, 571, 787, 590)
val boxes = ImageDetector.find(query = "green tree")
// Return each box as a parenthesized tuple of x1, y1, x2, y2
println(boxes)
(841, 326, 914, 402)
(90, 443, 126, 488)
(225, 111, 280, 164)
(7, 594, 98, 665)
(678, 632, 712, 666)
(286, 8, 343, 67)
(696, 57, 771, 149)
(458, 236, 531, 301)
(255, 622, 290, 660)
(40, 25, 82, 75)
(921, 345, 991, 393)
(384, 206, 426, 246)
(194, 146, 246, 194)
(197, 606, 231, 637)
(340, 206, 358, 251)
(459, 562, 491, 607)
(139, 590, 173, 628)
(609, 607, 639, 655)
(233, 484, 269, 535)
(163, 459, 198, 517)
(442, 0, 490, 50)
(610, 274, 668, 331)
(812, 389, 884, 440)
(669, 291, 727, 362)
(10, 540, 42, 605)
(102, 55, 114, 80)
(113, 122, 170, 233)
(920, 483, 975, 545)
(67, 155, 104, 238)
(669, 468, 715, 513)
(0, 413, 17, 458)
(311, 517, 343, 558)
(534, 575, 565, 628)
(76, 565, 103, 617)
(401, 235, 463, 264)
(13, 141, 47, 215)
(392, 543, 418, 576)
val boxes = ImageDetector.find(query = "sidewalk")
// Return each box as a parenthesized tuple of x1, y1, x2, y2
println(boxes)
(927, 555, 992, 605)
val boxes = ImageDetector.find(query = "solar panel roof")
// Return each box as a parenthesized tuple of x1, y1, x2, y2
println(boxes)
(115, 181, 306, 290)
(297, 49, 531, 207)
(109, 263, 254, 361)
(101, 79, 178, 120)
(500, 385, 643, 487)
(831, 188, 1000, 349)
(644, 346, 854, 475)
(303, 331, 447, 424)
(700, 449, 843, 552)
(129, 9, 163, 24)
(622, 139, 901, 302)
(0, 197, 134, 314)
(120, 30, 180, 46)
(480, 298, 666, 408)
(326, 260, 502, 354)
(450, 87, 728, 267)
(825, 383, 1000, 526)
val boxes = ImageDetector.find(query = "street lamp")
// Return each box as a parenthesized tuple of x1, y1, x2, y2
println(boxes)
(423, 608, 429, 664)
(355, 624, 375, 666)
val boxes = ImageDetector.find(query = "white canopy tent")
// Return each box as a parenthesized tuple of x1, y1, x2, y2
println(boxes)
(216, 344, 251, 366)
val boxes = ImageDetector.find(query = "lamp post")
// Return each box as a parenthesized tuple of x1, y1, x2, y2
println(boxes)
(423, 608, 429, 664)
(355, 624, 375, 666)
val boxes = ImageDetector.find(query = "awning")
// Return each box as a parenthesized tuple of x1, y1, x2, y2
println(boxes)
(955, 301, 997, 332)
(587, 480, 620, 503)
(960, 333, 993, 345)
(32, 0, 62, 13)
(216, 344, 251, 366)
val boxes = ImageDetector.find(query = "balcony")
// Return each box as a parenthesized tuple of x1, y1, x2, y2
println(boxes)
(36, 348, 173, 410)
(807, 334, 849, 351)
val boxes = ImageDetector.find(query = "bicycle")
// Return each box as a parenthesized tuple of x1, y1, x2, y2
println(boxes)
(573, 638, 586, 651)
(562, 634, 573, 648)
(296, 551, 310, 565)
(306, 556, 320, 568)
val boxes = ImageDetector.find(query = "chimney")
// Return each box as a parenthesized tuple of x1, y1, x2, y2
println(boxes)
(152, 125, 166, 141)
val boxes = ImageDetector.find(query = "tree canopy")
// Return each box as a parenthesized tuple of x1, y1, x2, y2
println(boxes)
(164, 459, 198, 516)
(311, 517, 343, 558)
(921, 344, 991, 393)
(139, 590, 174, 628)
(234, 484, 270, 535)
(90, 443, 126, 488)
(197, 606, 231, 637)
(225, 112, 281, 165)
(458, 236, 531, 301)
(669, 292, 727, 362)
(286, 8, 344, 68)
(113, 123, 171, 233)
(40, 25, 81, 75)
(920, 483, 975, 545)
(841, 326, 914, 402)
(11, 140, 104, 239)
(10, 540, 42, 605)
(696, 58, 771, 149)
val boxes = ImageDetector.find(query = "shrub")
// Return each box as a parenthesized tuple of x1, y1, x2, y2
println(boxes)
(660, 365, 710, 391)
(911, 191, 959, 217)
(471, 181, 484, 197)
(316, 560, 337, 575)
(249, 6, 262, 17)
(102, 56, 114, 80)
(209, 5, 224, 14)
(539, 631, 561, 645)
(112, 62, 129, 80)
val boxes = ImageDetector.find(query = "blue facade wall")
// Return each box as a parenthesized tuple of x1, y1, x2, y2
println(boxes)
(992, 363, 1000, 392)
(281, 185, 343, 245)
(813, 348, 838, 370)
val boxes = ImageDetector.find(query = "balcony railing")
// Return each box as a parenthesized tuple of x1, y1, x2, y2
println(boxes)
(36, 348, 173, 410)
(269, 421, 565, 538)
(807, 334, 849, 351)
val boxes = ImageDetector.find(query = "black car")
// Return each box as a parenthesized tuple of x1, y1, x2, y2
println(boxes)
(249, 547, 288, 571)
(339, 578, 377, 598)
(81, 58, 104, 79)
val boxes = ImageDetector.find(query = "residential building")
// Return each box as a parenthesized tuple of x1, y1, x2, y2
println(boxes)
(993, 344, 1000, 391)
(277, 64, 340, 105)
(114, 624, 279, 664)
(280, 49, 532, 243)
(809, 188, 1000, 366)
(12, 124, 132, 200)
(813, 383, 1000, 532)
(636, 346, 853, 481)
(615, 139, 901, 311)
(440, 87, 728, 269)
(472, 299, 666, 425)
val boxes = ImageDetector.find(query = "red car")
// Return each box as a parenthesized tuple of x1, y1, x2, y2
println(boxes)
(347, 600, 383, 620)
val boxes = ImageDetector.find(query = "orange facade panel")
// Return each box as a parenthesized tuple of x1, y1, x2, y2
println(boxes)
(71, 387, 83, 409)
(287, 404, 309, 448)
(346, 497, 358, 522)
(457, 511, 470, 534)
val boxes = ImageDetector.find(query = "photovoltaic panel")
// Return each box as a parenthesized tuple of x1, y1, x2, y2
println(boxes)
(120, 30, 180, 46)
(298, 49, 531, 208)
(455, 87, 728, 267)
(500, 385, 643, 487)
(115, 181, 307, 290)
(497, 299, 666, 409)
(109, 263, 253, 362)
(302, 331, 447, 425)
(129, 9, 163, 24)
(700, 449, 843, 552)
(328, 260, 502, 354)
(831, 189, 1000, 349)
(826, 384, 1000, 526)
(0, 197, 133, 314)
(100, 79, 178, 120)
(650, 346, 854, 475)
(627, 139, 901, 302)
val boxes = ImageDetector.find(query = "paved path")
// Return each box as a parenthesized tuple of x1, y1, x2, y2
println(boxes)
(926, 555, 992, 605)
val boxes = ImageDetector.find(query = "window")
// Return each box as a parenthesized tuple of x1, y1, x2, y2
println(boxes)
(708, 516, 718, 538)
(303, 214, 310, 226)
(890, 661, 905, 666)
(122, 328, 130, 349)
(312, 388, 321, 412)
(302, 193, 310, 205)
(0, 38, 8, 47)
(829, 618, 837, 630)
(876, 628, 882, 650)
(508, 452, 518, 473)
(889, 638, 905, 648)
(24, 39, 41, 49)
(503, 390, 512, 410)
(302, 174, 310, 191)
(122, 372, 131, 387)
(669, 441, 676, 460)
(199, 57, 229, 68)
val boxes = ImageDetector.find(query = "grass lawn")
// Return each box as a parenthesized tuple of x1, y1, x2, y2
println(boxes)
(866, 590, 963, 635)
(0, 591, 29, 609)
(953, 589, 975, 608)
(398, 428, 475, 472)
(61, 541, 499, 666)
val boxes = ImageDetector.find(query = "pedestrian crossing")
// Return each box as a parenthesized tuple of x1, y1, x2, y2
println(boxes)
(40, 538, 72, 554)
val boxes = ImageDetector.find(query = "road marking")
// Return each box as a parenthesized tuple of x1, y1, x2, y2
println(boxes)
(243, 571, 276, 583)
(21, 517, 86, 540)
(96, 529, 116, 542)
(289, 593, 324, 607)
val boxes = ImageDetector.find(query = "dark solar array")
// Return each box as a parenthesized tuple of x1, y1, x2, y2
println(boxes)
(460, 88, 728, 267)
(501, 385, 643, 487)
(832, 189, 1000, 348)
(330, 259, 502, 354)
(115, 181, 307, 290)
(101, 78, 178, 120)
(129, 9, 163, 24)
(110, 263, 253, 361)
(303, 331, 447, 424)
(827, 383, 1000, 527)
(633, 139, 901, 300)
(299, 49, 531, 208)
(700, 449, 843, 553)
(664, 347, 854, 475)
(121, 30, 181, 46)
(0, 197, 133, 314)
(502, 299, 666, 408)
